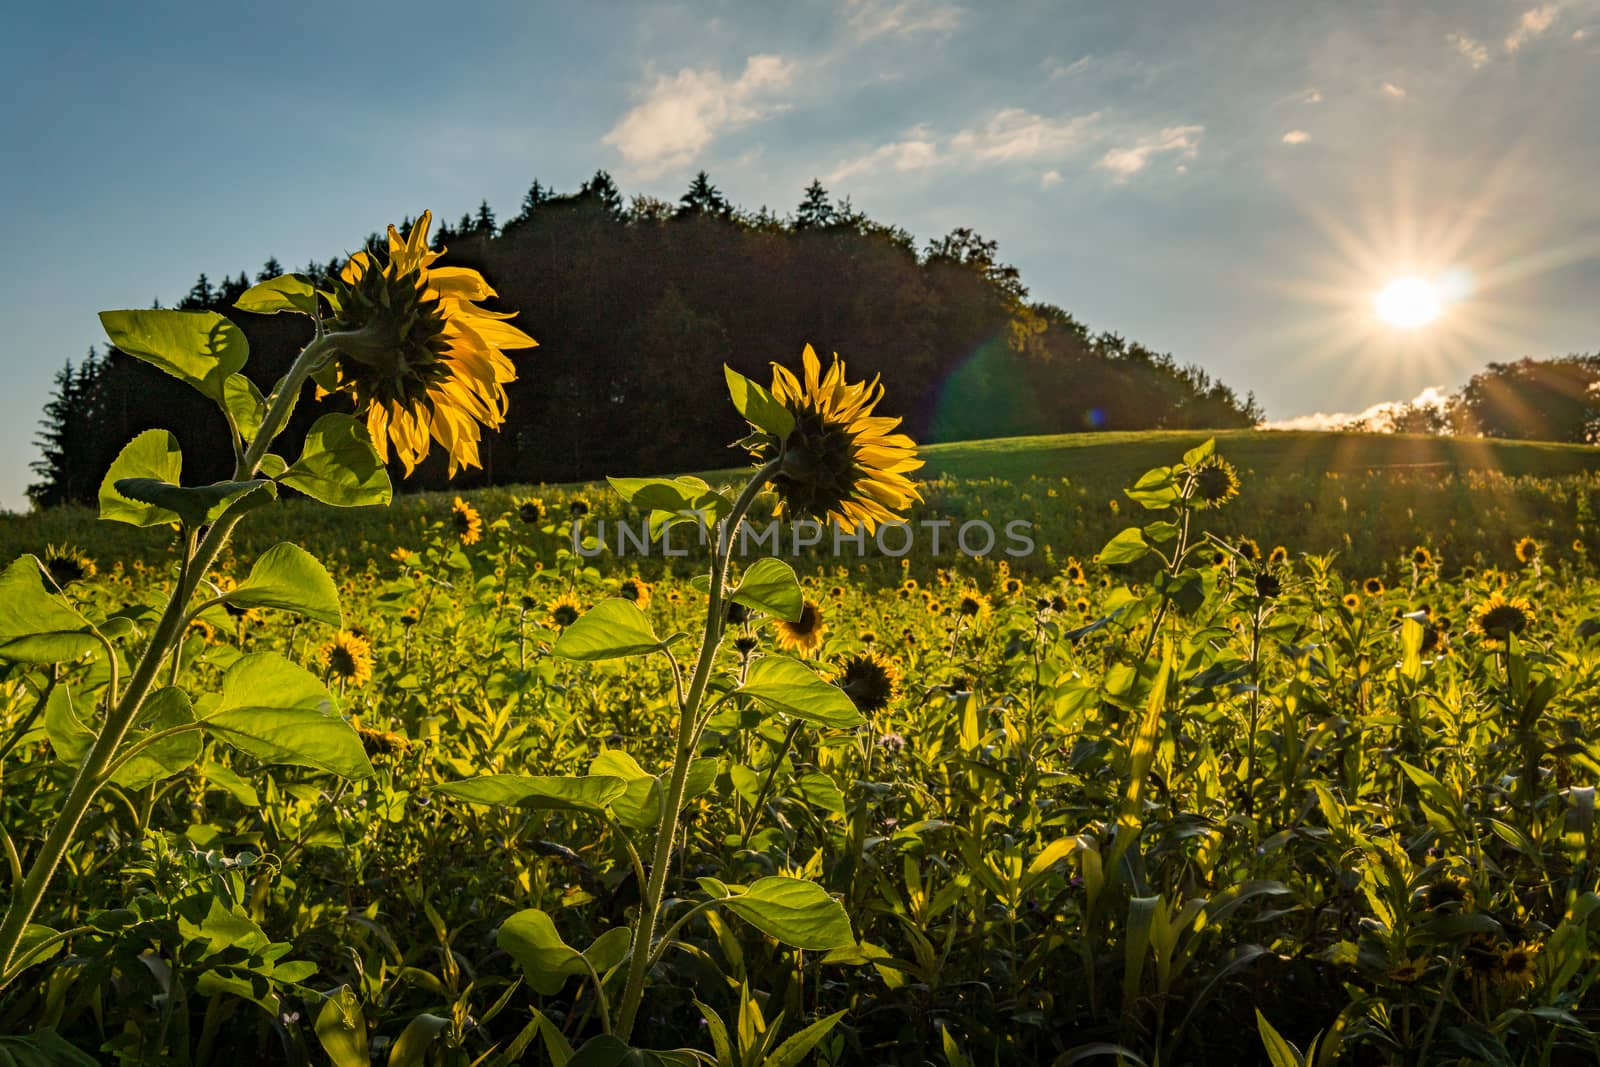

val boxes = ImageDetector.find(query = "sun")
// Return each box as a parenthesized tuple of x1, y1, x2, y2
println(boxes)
(1374, 276, 1443, 328)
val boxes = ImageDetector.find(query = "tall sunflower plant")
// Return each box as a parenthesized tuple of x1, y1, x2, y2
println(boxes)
(437, 344, 923, 1054)
(0, 213, 535, 986)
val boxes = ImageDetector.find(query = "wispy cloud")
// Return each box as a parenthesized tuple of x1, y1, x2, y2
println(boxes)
(602, 55, 795, 178)
(1447, 31, 1491, 68)
(1381, 81, 1407, 99)
(827, 128, 943, 182)
(1042, 55, 1094, 80)
(948, 108, 1097, 162)
(1263, 386, 1451, 432)
(1096, 125, 1204, 179)
(845, 0, 962, 40)
(1506, 4, 1559, 51)
(1281, 129, 1311, 145)
(1040, 169, 1063, 189)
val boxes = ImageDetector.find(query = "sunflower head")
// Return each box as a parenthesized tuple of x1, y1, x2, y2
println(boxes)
(1063, 560, 1086, 585)
(618, 577, 653, 610)
(450, 497, 483, 545)
(1191, 457, 1241, 508)
(957, 592, 992, 619)
(1364, 577, 1385, 596)
(1342, 593, 1361, 610)
(1237, 538, 1261, 562)
(1472, 593, 1534, 644)
(1412, 545, 1435, 568)
(517, 497, 546, 525)
(1254, 571, 1282, 599)
(774, 599, 827, 655)
(356, 723, 412, 761)
(548, 593, 584, 629)
(321, 211, 536, 477)
(1514, 537, 1540, 565)
(1002, 577, 1024, 598)
(836, 651, 901, 712)
(1495, 941, 1540, 989)
(321, 631, 374, 687)
(41, 544, 96, 588)
(744, 345, 923, 533)
(1268, 545, 1289, 566)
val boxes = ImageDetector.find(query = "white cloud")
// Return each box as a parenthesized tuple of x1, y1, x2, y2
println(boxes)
(948, 108, 1097, 162)
(1263, 386, 1451, 432)
(1506, 4, 1558, 51)
(602, 55, 795, 178)
(1281, 129, 1311, 145)
(1040, 169, 1063, 189)
(1096, 125, 1204, 178)
(1447, 31, 1491, 67)
(846, 0, 962, 40)
(1043, 55, 1094, 79)
(1381, 81, 1407, 99)
(827, 129, 942, 183)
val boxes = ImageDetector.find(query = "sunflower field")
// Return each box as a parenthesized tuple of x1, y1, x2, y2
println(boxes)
(5, 217, 1600, 1067)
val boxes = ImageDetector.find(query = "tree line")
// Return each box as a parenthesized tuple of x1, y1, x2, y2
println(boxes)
(30, 171, 1272, 506)
(1341, 355, 1600, 441)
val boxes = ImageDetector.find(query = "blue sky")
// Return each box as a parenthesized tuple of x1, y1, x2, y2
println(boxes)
(3, 0, 1597, 510)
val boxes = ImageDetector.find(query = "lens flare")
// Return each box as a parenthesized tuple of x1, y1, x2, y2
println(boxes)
(1374, 276, 1443, 328)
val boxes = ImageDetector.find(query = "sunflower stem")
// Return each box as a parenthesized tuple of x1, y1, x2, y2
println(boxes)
(613, 461, 776, 1043)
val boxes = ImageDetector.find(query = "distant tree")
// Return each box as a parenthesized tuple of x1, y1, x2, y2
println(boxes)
(677, 171, 731, 218)
(578, 170, 625, 220)
(257, 257, 283, 282)
(181, 273, 214, 309)
(794, 179, 836, 230)
(1455, 355, 1600, 442)
(474, 200, 497, 236)
(520, 179, 551, 217)
(218, 272, 251, 306)
(432, 218, 455, 250)
(28, 350, 104, 507)
(925, 227, 1026, 301)
(628, 195, 675, 224)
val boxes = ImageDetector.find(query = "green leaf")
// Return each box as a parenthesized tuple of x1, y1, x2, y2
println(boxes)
(765, 1011, 847, 1067)
(730, 558, 803, 622)
(566, 1036, 697, 1067)
(112, 477, 272, 528)
(315, 986, 369, 1067)
(224, 543, 342, 627)
(1256, 1009, 1305, 1067)
(1182, 438, 1216, 468)
(496, 910, 591, 996)
(234, 274, 318, 316)
(585, 927, 632, 974)
(112, 686, 202, 789)
(738, 656, 864, 729)
(98, 430, 184, 526)
(44, 684, 93, 766)
(433, 774, 627, 814)
(280, 414, 392, 507)
(387, 1014, 450, 1067)
(608, 475, 731, 527)
(552, 599, 663, 661)
(725, 365, 795, 438)
(1124, 467, 1179, 510)
(719, 876, 854, 950)
(223, 374, 266, 441)
(1098, 527, 1151, 566)
(203, 652, 373, 779)
(0, 557, 98, 662)
(99, 309, 247, 401)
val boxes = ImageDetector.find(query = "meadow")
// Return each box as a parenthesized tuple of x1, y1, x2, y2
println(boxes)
(4, 424, 1600, 1065)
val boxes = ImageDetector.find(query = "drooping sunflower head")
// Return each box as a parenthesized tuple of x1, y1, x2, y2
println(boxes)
(1236, 538, 1261, 563)
(1268, 545, 1289, 566)
(836, 651, 901, 713)
(548, 593, 584, 629)
(1472, 593, 1534, 644)
(41, 544, 96, 588)
(745, 345, 923, 533)
(774, 599, 827, 655)
(451, 497, 483, 545)
(618, 577, 653, 610)
(321, 631, 374, 687)
(322, 211, 536, 477)
(1514, 537, 1540, 565)
(1191, 457, 1241, 508)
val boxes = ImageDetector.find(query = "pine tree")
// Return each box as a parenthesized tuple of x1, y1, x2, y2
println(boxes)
(677, 171, 731, 218)
(28, 349, 104, 507)
(474, 200, 497, 236)
(578, 170, 625, 220)
(520, 179, 550, 217)
(182, 273, 215, 309)
(794, 179, 835, 229)
(257, 257, 284, 281)
(433, 218, 455, 250)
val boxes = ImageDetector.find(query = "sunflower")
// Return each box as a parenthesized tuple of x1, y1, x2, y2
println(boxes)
(1514, 537, 1540, 565)
(355, 723, 412, 760)
(925, 598, 945, 616)
(836, 651, 901, 712)
(1472, 593, 1534, 644)
(1495, 942, 1540, 989)
(1363, 577, 1385, 596)
(320, 631, 374, 687)
(744, 345, 923, 533)
(517, 497, 546, 525)
(548, 593, 584, 629)
(1342, 593, 1361, 610)
(1002, 577, 1025, 598)
(901, 578, 919, 592)
(568, 496, 591, 518)
(1268, 545, 1289, 566)
(1386, 956, 1429, 984)
(1412, 546, 1435, 568)
(774, 599, 827, 655)
(1191, 457, 1241, 508)
(41, 544, 96, 588)
(1074, 596, 1092, 614)
(320, 211, 536, 476)
(451, 497, 483, 545)
(617, 576, 653, 610)
(957, 592, 992, 619)
(1063, 559, 1086, 585)
(1254, 571, 1282, 599)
